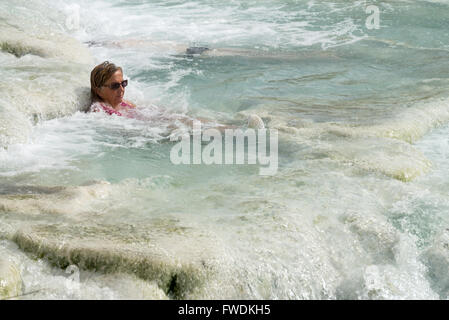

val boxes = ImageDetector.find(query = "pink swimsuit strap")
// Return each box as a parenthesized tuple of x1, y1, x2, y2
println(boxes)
(100, 102, 134, 116)
(100, 103, 122, 116)
(120, 101, 133, 108)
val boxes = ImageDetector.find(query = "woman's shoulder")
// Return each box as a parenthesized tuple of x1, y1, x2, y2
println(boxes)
(121, 100, 136, 108)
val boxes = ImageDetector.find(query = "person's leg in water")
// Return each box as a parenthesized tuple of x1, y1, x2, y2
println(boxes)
(85, 39, 335, 60)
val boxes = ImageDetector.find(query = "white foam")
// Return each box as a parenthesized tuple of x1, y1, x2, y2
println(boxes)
(51, 0, 367, 51)
(0, 0, 94, 148)
(0, 257, 22, 299)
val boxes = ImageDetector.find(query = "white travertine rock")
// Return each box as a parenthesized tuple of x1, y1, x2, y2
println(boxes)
(0, 258, 22, 299)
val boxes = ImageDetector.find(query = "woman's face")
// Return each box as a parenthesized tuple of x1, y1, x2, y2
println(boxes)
(98, 70, 125, 107)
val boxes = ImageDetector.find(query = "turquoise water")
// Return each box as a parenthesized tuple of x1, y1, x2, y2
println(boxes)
(1, 0, 449, 299)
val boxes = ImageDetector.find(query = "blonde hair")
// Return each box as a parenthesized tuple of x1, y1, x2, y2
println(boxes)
(90, 61, 123, 103)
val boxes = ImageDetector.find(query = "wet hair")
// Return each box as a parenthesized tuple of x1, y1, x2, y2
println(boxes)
(90, 61, 123, 103)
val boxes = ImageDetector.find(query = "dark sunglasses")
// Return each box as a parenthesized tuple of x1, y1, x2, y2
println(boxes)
(103, 80, 128, 90)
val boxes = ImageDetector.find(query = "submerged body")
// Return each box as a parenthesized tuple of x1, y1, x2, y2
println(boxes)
(88, 61, 264, 129)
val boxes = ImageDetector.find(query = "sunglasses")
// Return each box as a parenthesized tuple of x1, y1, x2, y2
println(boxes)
(103, 80, 128, 90)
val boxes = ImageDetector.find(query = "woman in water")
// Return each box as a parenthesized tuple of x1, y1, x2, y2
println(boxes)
(89, 61, 265, 129)
(90, 61, 135, 116)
